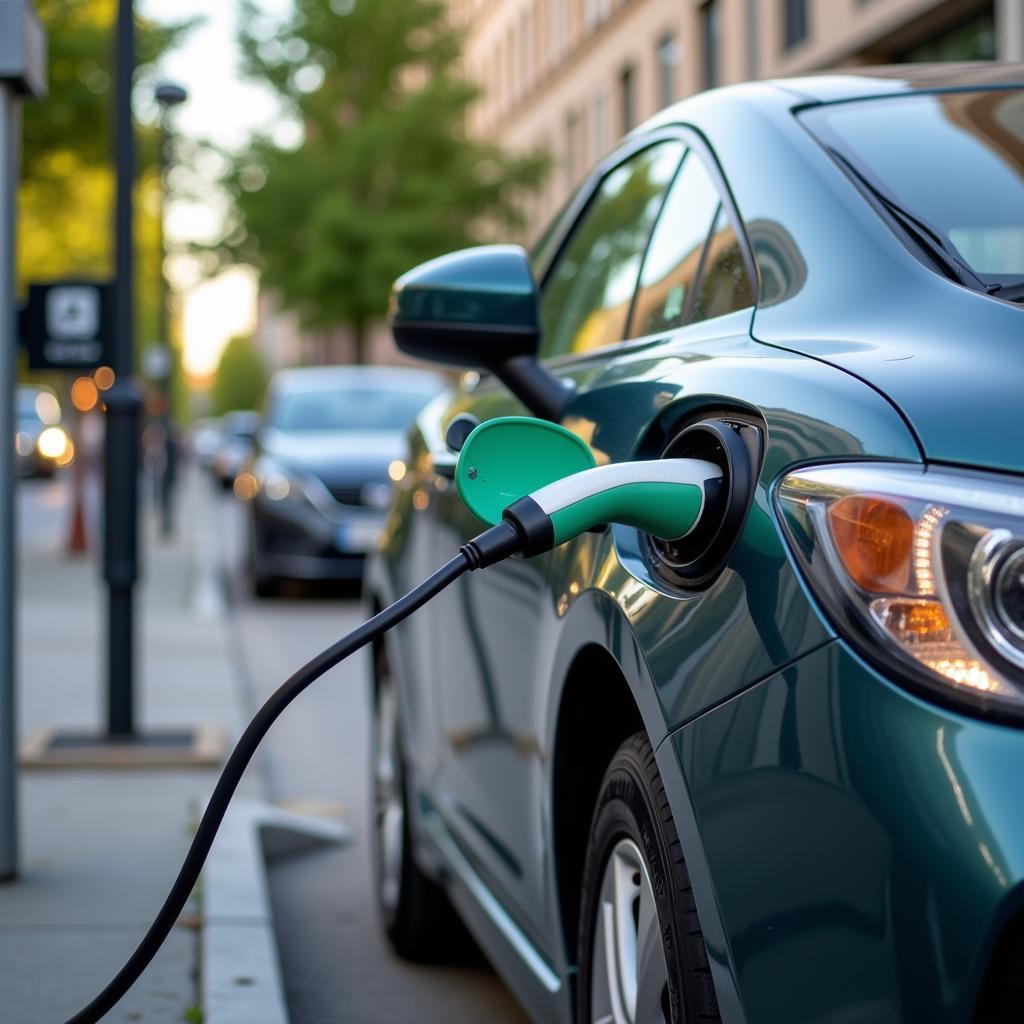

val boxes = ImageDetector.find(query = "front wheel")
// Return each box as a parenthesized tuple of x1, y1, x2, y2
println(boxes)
(577, 732, 720, 1024)
(370, 640, 471, 962)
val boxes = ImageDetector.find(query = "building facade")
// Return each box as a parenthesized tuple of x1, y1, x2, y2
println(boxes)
(449, 0, 1023, 242)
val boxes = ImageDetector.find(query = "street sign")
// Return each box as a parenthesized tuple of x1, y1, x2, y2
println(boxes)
(21, 280, 113, 370)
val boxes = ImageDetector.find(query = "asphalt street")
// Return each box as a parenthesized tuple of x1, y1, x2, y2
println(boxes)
(210, 479, 528, 1023)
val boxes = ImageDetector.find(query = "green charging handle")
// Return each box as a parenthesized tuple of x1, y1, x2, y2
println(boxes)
(455, 416, 597, 526)
(456, 415, 722, 547)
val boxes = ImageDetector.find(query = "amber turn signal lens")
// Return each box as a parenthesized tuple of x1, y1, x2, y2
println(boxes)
(828, 495, 914, 593)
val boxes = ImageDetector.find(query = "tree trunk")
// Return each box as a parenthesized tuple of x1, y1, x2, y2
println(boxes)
(351, 321, 367, 366)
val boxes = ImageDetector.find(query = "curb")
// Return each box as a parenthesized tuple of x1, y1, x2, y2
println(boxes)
(203, 799, 351, 1024)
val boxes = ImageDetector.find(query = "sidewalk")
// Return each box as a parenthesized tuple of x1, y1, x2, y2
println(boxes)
(0, 468, 259, 1024)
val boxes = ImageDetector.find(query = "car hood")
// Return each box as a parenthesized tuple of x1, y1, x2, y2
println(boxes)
(754, 284, 1024, 475)
(260, 429, 406, 482)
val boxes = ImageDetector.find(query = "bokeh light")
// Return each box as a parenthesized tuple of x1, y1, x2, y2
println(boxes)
(94, 366, 115, 390)
(34, 391, 61, 426)
(233, 472, 258, 502)
(70, 377, 99, 413)
(37, 426, 69, 460)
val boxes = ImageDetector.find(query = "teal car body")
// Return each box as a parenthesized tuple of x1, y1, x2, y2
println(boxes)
(367, 64, 1024, 1022)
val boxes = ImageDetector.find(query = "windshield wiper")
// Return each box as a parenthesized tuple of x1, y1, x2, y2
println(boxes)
(982, 280, 1024, 303)
(826, 147, 993, 295)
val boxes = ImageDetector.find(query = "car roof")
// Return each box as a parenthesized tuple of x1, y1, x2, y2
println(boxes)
(762, 61, 1024, 103)
(270, 365, 444, 394)
(646, 62, 1024, 126)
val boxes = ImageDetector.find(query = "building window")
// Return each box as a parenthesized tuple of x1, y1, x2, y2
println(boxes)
(701, 1, 720, 90)
(657, 33, 679, 108)
(585, 0, 612, 31)
(620, 64, 637, 133)
(592, 90, 609, 161)
(521, 10, 531, 93)
(746, 0, 760, 78)
(782, 0, 809, 50)
(896, 10, 996, 62)
(505, 28, 515, 104)
(553, 0, 570, 59)
(566, 108, 583, 186)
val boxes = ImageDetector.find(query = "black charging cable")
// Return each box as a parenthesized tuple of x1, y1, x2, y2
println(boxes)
(65, 522, 522, 1024)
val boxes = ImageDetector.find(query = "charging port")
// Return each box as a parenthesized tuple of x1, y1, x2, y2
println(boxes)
(645, 416, 762, 589)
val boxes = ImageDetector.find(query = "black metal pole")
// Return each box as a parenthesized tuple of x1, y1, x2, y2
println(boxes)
(0, 84, 19, 880)
(103, 0, 140, 738)
(157, 115, 173, 538)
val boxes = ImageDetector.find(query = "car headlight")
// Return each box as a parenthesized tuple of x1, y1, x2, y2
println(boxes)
(776, 463, 1024, 721)
(37, 426, 69, 461)
(252, 459, 334, 510)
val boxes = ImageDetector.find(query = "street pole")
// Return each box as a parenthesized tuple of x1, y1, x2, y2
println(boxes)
(0, 0, 46, 879)
(155, 82, 186, 540)
(0, 66, 18, 884)
(103, 0, 141, 738)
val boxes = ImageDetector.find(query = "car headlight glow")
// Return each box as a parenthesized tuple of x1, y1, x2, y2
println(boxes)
(263, 472, 292, 502)
(37, 426, 69, 460)
(776, 463, 1024, 721)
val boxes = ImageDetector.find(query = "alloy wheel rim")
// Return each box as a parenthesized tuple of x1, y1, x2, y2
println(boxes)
(373, 678, 404, 914)
(590, 838, 671, 1024)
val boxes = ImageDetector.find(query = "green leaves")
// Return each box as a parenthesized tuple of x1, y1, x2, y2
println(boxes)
(211, 336, 268, 415)
(219, 0, 549, 361)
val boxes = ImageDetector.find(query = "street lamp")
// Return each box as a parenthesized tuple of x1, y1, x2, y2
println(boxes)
(153, 80, 186, 538)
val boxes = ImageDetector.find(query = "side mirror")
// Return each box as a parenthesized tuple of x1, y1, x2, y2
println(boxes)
(388, 245, 572, 421)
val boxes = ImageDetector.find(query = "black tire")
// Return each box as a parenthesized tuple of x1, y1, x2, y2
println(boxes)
(370, 640, 472, 963)
(247, 522, 279, 599)
(577, 732, 720, 1024)
(251, 573, 279, 599)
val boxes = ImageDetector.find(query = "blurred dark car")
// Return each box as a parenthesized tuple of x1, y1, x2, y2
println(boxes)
(245, 366, 445, 595)
(211, 410, 260, 491)
(15, 386, 69, 478)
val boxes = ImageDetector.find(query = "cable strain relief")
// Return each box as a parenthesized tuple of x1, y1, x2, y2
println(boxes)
(502, 496, 555, 557)
(461, 520, 523, 571)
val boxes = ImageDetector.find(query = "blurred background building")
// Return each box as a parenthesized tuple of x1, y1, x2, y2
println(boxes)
(448, 0, 1020, 243)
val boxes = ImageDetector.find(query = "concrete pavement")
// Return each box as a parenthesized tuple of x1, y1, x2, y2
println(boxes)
(2, 468, 256, 1023)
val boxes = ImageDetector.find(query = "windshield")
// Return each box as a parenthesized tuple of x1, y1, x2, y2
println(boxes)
(803, 89, 1024, 284)
(270, 386, 437, 433)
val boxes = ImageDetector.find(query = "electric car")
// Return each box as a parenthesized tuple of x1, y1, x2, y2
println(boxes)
(366, 65, 1024, 1023)
(245, 366, 444, 594)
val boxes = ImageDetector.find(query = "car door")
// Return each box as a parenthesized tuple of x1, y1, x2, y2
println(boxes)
(408, 138, 689, 950)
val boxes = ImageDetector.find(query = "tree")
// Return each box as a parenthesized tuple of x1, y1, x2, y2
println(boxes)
(210, 336, 268, 415)
(212, 0, 549, 364)
(18, 1, 195, 366)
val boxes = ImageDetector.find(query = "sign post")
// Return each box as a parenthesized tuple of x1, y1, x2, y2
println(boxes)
(104, 0, 140, 738)
(0, 0, 46, 881)
(22, 281, 113, 371)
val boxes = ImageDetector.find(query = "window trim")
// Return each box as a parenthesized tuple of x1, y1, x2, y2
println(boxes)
(532, 124, 759, 368)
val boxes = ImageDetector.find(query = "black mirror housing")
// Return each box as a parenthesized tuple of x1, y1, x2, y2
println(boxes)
(388, 245, 572, 421)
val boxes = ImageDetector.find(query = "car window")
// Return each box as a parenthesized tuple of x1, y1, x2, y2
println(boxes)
(628, 150, 722, 337)
(539, 142, 684, 359)
(690, 206, 755, 323)
(270, 387, 437, 433)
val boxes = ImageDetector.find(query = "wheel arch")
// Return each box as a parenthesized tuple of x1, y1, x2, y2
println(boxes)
(544, 589, 744, 1019)
(544, 590, 669, 992)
